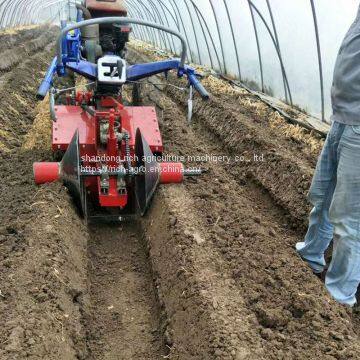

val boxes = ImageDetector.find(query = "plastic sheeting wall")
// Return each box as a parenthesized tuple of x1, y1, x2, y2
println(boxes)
(0, 0, 359, 122)
(0, 0, 81, 30)
(127, 0, 360, 122)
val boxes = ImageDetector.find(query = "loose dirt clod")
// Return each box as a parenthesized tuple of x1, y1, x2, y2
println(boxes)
(23, 95, 51, 150)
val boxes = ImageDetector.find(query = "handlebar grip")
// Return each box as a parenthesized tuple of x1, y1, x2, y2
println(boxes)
(36, 56, 58, 100)
(117, 60, 124, 80)
(37, 79, 51, 100)
(188, 73, 210, 100)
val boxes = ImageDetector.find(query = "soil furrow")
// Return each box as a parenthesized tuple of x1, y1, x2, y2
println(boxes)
(127, 46, 322, 231)
(0, 28, 90, 360)
(84, 224, 166, 360)
(127, 46, 360, 359)
(0, 38, 57, 152)
(0, 26, 45, 54)
(2, 28, 360, 360)
(0, 30, 56, 75)
(0, 29, 169, 360)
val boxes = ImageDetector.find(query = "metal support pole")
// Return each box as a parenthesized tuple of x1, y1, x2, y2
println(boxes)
(183, 0, 201, 64)
(148, 0, 174, 52)
(189, 0, 223, 72)
(156, 0, 177, 54)
(126, 3, 148, 42)
(310, 0, 325, 122)
(135, 0, 166, 49)
(248, 1, 292, 104)
(223, 0, 241, 80)
(127, 0, 153, 44)
(136, 0, 167, 49)
(127, 0, 158, 46)
(248, 0, 264, 92)
(191, 1, 213, 68)
(266, 0, 288, 103)
(168, 0, 193, 63)
(0, 0, 12, 28)
(209, 0, 227, 74)
(126, 2, 151, 43)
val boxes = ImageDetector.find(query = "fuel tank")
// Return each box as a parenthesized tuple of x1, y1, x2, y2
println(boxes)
(85, 0, 128, 17)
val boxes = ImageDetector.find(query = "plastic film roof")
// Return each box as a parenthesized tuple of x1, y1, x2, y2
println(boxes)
(1, 0, 359, 122)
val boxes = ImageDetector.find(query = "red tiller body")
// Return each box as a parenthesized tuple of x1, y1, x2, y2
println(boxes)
(52, 95, 163, 209)
(31, 90, 200, 220)
(52, 105, 163, 154)
(33, 15, 207, 221)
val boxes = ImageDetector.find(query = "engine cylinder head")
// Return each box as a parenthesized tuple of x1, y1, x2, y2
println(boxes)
(82, 24, 100, 42)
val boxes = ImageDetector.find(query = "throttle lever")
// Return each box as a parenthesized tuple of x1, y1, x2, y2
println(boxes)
(187, 85, 194, 124)
(117, 60, 123, 77)
(111, 60, 124, 78)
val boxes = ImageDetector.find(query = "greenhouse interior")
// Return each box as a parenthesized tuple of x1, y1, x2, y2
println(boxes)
(1, 1, 360, 359)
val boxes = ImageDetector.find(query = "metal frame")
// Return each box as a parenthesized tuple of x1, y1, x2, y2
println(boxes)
(123, 0, 294, 108)
(310, 0, 325, 122)
(182, 0, 201, 63)
(156, 0, 177, 53)
(247, 0, 293, 105)
(148, 0, 173, 51)
(188, 0, 223, 72)
(0, 0, 332, 123)
(209, 0, 227, 74)
(223, 0, 241, 80)
(266, 0, 287, 103)
(248, 0, 264, 92)
(190, 0, 214, 69)
(167, 0, 193, 63)
(0, 0, 78, 28)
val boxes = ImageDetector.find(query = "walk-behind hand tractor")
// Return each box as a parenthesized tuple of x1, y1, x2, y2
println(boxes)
(33, 9, 210, 222)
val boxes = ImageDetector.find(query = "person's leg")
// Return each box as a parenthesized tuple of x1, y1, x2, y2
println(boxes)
(326, 125, 360, 306)
(296, 123, 345, 273)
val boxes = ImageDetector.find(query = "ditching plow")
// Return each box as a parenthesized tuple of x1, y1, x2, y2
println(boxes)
(33, 2, 209, 222)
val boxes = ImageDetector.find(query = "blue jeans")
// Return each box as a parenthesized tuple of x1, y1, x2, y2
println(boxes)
(296, 121, 360, 306)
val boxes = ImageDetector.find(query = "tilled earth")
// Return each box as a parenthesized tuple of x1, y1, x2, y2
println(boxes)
(1, 28, 360, 360)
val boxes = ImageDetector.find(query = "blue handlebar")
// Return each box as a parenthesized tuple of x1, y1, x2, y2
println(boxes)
(37, 57, 57, 100)
(187, 73, 210, 100)
(37, 80, 52, 100)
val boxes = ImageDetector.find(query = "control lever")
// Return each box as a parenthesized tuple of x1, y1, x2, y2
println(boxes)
(110, 60, 124, 78)
(187, 85, 194, 123)
(117, 60, 123, 78)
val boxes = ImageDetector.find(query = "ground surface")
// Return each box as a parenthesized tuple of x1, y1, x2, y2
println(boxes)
(1, 28, 360, 360)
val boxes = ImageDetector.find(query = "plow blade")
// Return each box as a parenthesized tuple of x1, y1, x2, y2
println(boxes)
(33, 130, 85, 214)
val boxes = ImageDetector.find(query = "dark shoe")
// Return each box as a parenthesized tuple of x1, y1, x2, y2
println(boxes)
(352, 303, 360, 315)
(313, 270, 326, 282)
(356, 286, 360, 304)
